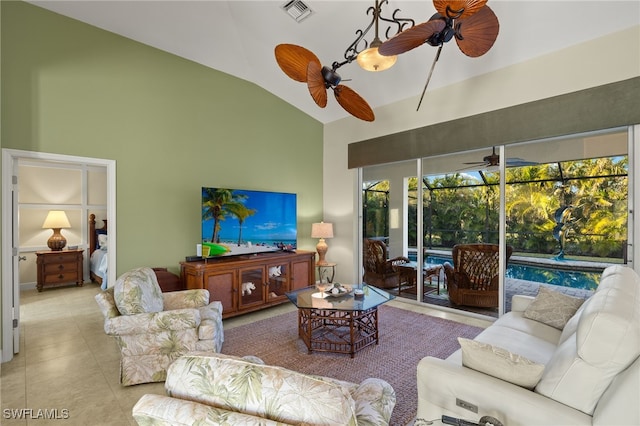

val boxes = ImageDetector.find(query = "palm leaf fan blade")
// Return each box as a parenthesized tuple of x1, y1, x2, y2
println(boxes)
(306, 61, 327, 108)
(334, 85, 375, 122)
(274, 44, 320, 82)
(455, 6, 499, 57)
(433, 0, 488, 20)
(378, 20, 446, 56)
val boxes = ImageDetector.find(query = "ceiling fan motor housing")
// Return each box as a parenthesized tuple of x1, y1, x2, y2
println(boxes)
(426, 13, 455, 46)
(321, 65, 341, 87)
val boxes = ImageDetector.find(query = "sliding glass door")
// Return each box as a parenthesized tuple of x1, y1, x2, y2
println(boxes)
(362, 161, 418, 301)
(502, 132, 628, 312)
(360, 128, 631, 318)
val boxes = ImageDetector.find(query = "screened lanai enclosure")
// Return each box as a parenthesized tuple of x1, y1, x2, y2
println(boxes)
(362, 129, 631, 318)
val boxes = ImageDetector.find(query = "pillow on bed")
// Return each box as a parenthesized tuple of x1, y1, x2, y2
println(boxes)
(114, 267, 163, 315)
(95, 229, 107, 250)
(98, 234, 108, 250)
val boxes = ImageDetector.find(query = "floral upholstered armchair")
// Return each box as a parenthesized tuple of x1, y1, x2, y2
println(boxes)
(94, 267, 224, 386)
(133, 352, 397, 425)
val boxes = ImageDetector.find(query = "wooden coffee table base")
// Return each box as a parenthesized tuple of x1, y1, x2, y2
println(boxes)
(297, 307, 379, 358)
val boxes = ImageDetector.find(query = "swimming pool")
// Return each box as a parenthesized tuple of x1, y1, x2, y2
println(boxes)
(422, 255, 601, 291)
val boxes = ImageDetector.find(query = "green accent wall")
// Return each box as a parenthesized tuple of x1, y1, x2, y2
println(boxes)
(1, 1, 323, 277)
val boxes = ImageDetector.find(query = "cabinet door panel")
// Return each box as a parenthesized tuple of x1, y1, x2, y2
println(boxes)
(291, 257, 312, 290)
(267, 263, 288, 301)
(239, 266, 265, 309)
(205, 270, 236, 315)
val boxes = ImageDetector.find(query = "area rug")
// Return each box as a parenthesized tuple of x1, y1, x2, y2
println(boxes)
(222, 305, 484, 426)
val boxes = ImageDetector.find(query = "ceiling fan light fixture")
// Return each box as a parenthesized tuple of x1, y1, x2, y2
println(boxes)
(357, 38, 397, 72)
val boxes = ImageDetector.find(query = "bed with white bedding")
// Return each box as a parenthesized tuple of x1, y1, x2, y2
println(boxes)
(89, 214, 108, 289)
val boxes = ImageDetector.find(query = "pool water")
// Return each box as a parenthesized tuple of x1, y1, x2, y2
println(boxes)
(422, 255, 601, 291)
(505, 264, 600, 291)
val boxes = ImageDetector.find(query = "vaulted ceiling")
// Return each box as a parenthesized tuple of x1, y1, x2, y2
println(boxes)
(28, 1, 640, 123)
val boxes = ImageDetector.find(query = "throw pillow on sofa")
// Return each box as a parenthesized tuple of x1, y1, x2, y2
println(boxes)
(458, 338, 545, 389)
(523, 285, 585, 329)
(114, 267, 164, 315)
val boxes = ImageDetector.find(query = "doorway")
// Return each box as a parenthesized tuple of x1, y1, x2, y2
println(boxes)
(1, 149, 116, 362)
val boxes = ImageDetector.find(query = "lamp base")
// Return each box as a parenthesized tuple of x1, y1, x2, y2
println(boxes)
(316, 238, 329, 266)
(47, 229, 67, 251)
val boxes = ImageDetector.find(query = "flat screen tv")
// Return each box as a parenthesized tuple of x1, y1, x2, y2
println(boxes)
(202, 187, 297, 257)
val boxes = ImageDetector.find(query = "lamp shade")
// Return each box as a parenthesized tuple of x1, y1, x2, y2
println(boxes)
(43, 210, 71, 251)
(311, 222, 334, 239)
(42, 210, 71, 229)
(357, 44, 397, 72)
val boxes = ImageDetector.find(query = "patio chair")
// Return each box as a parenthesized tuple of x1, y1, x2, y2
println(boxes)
(363, 239, 410, 289)
(443, 243, 513, 308)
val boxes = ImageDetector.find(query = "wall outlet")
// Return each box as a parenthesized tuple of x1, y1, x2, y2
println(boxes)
(456, 398, 478, 413)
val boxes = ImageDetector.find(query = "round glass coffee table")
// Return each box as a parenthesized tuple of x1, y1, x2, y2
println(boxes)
(285, 284, 395, 358)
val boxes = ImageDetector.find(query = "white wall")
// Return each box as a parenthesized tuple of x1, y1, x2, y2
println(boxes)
(324, 26, 640, 284)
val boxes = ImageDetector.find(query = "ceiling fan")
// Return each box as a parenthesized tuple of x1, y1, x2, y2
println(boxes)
(274, 44, 375, 122)
(378, 0, 499, 111)
(462, 147, 539, 169)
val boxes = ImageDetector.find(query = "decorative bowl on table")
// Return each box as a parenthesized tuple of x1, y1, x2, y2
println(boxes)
(324, 283, 353, 297)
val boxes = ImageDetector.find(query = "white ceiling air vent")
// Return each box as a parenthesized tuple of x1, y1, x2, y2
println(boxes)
(281, 0, 314, 23)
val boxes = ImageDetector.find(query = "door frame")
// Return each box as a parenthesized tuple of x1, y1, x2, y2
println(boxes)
(1, 149, 116, 362)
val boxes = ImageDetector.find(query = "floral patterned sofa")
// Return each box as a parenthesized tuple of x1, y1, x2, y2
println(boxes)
(94, 267, 224, 386)
(132, 352, 396, 425)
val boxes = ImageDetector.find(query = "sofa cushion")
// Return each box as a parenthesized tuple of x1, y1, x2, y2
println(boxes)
(524, 285, 585, 329)
(494, 310, 562, 344)
(558, 301, 587, 345)
(458, 337, 545, 389)
(165, 353, 358, 425)
(458, 323, 558, 366)
(114, 267, 164, 315)
(535, 266, 640, 415)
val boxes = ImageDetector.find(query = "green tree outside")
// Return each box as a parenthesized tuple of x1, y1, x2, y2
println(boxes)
(372, 156, 627, 261)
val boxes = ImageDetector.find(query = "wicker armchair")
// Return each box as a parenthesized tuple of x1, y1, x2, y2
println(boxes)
(443, 244, 513, 308)
(363, 239, 410, 289)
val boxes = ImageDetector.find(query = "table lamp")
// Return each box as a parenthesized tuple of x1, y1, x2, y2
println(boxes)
(42, 210, 71, 251)
(311, 222, 333, 266)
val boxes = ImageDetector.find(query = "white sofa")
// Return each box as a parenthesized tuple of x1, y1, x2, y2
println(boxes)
(416, 265, 640, 425)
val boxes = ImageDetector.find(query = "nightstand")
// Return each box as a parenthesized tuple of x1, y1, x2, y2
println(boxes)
(36, 249, 84, 292)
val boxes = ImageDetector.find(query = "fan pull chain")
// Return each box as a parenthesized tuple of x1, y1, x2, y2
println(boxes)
(416, 44, 443, 111)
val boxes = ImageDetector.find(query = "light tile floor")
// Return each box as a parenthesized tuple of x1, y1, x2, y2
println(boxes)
(1, 283, 491, 425)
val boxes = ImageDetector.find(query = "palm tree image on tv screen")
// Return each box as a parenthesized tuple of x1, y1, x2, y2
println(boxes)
(202, 187, 297, 257)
